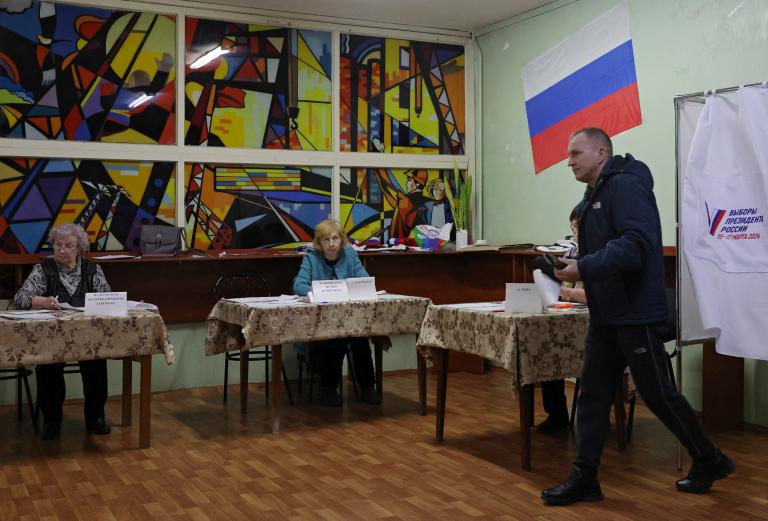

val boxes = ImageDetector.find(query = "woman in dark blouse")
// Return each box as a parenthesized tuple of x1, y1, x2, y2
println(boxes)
(14, 223, 112, 440)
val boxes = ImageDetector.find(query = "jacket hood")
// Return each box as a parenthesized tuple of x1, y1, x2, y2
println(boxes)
(598, 154, 653, 190)
(599, 153, 654, 190)
(578, 153, 654, 222)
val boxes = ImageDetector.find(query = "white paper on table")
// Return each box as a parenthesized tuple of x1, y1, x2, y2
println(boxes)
(535, 245, 570, 253)
(505, 283, 542, 313)
(224, 295, 300, 304)
(533, 269, 562, 306)
(310, 280, 349, 303)
(346, 277, 377, 301)
(59, 302, 84, 311)
(84, 291, 128, 317)
(0, 311, 56, 320)
(376, 292, 413, 300)
(127, 300, 159, 312)
(443, 301, 505, 312)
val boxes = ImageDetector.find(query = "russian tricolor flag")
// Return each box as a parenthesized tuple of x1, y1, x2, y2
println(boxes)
(523, 1, 641, 174)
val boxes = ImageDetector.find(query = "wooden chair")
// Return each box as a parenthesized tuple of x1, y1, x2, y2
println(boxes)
(214, 273, 293, 405)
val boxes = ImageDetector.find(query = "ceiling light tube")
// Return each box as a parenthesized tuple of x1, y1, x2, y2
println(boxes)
(189, 46, 231, 69)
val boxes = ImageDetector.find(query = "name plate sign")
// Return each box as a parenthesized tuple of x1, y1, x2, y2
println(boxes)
(84, 292, 128, 317)
(505, 283, 542, 313)
(310, 280, 349, 303)
(346, 277, 377, 301)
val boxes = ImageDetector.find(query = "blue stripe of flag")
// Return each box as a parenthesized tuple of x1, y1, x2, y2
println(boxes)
(525, 40, 637, 137)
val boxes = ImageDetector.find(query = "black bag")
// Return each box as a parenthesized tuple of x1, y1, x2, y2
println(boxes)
(140, 225, 182, 256)
(531, 254, 557, 280)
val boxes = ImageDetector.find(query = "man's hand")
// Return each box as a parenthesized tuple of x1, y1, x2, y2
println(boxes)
(554, 257, 581, 283)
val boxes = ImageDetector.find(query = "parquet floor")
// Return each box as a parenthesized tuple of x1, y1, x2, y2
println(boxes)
(1, 370, 766, 520)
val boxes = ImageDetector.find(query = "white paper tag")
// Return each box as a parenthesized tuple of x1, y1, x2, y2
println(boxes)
(310, 280, 350, 303)
(84, 292, 128, 316)
(504, 283, 542, 313)
(346, 277, 377, 301)
(532, 269, 562, 306)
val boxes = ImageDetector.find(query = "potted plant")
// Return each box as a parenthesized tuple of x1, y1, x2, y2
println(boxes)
(444, 163, 472, 249)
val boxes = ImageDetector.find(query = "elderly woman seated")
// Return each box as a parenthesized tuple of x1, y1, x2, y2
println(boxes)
(14, 223, 112, 440)
(292, 219, 381, 406)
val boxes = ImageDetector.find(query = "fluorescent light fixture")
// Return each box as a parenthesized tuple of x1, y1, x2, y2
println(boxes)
(189, 46, 231, 69)
(128, 93, 153, 109)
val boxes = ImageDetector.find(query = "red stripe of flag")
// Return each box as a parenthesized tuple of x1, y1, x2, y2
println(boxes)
(530, 82, 642, 174)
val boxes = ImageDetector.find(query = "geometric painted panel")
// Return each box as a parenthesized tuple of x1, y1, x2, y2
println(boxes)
(185, 18, 332, 150)
(184, 163, 331, 249)
(0, 157, 176, 253)
(341, 167, 461, 242)
(340, 34, 465, 154)
(0, 1, 176, 144)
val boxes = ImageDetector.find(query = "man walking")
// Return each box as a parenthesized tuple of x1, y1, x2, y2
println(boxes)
(541, 128, 735, 506)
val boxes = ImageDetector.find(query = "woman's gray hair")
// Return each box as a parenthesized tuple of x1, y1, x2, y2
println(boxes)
(48, 223, 90, 252)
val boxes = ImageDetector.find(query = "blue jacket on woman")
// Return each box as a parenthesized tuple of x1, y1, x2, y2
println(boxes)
(576, 154, 667, 326)
(292, 244, 368, 295)
(291, 245, 369, 357)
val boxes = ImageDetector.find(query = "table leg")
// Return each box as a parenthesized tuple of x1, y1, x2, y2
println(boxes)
(434, 348, 449, 442)
(417, 350, 427, 416)
(519, 384, 534, 470)
(122, 359, 132, 426)
(139, 355, 151, 449)
(375, 343, 383, 396)
(270, 344, 282, 434)
(240, 348, 249, 415)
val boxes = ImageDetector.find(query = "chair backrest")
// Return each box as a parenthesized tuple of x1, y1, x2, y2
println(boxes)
(213, 273, 271, 301)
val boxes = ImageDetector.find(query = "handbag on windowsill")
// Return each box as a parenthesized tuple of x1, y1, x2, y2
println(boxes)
(139, 225, 182, 256)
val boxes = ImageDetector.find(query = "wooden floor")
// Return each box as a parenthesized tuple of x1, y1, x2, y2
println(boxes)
(1, 371, 766, 521)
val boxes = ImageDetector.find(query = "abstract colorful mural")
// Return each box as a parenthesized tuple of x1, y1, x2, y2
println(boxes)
(340, 34, 465, 154)
(0, 157, 176, 253)
(184, 163, 331, 249)
(185, 19, 332, 150)
(341, 167, 463, 242)
(0, 1, 176, 144)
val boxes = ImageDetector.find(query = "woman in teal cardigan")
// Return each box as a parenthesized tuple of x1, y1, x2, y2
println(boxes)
(292, 219, 380, 406)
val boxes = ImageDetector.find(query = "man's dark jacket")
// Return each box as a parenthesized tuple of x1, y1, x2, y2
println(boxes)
(576, 154, 668, 325)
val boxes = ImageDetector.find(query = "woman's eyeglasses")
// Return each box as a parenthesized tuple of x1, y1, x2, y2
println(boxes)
(53, 242, 78, 251)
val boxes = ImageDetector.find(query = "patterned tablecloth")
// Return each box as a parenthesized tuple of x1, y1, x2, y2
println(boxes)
(205, 296, 432, 354)
(0, 309, 175, 367)
(417, 304, 590, 387)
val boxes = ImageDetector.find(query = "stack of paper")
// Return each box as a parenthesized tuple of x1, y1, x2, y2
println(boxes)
(224, 295, 302, 308)
(0, 310, 56, 320)
(443, 302, 506, 312)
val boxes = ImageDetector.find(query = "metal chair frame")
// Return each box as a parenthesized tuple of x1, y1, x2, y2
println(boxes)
(214, 273, 293, 405)
(0, 367, 37, 426)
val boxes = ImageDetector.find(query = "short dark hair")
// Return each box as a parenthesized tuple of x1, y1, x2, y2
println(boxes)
(570, 127, 613, 156)
(569, 204, 580, 223)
